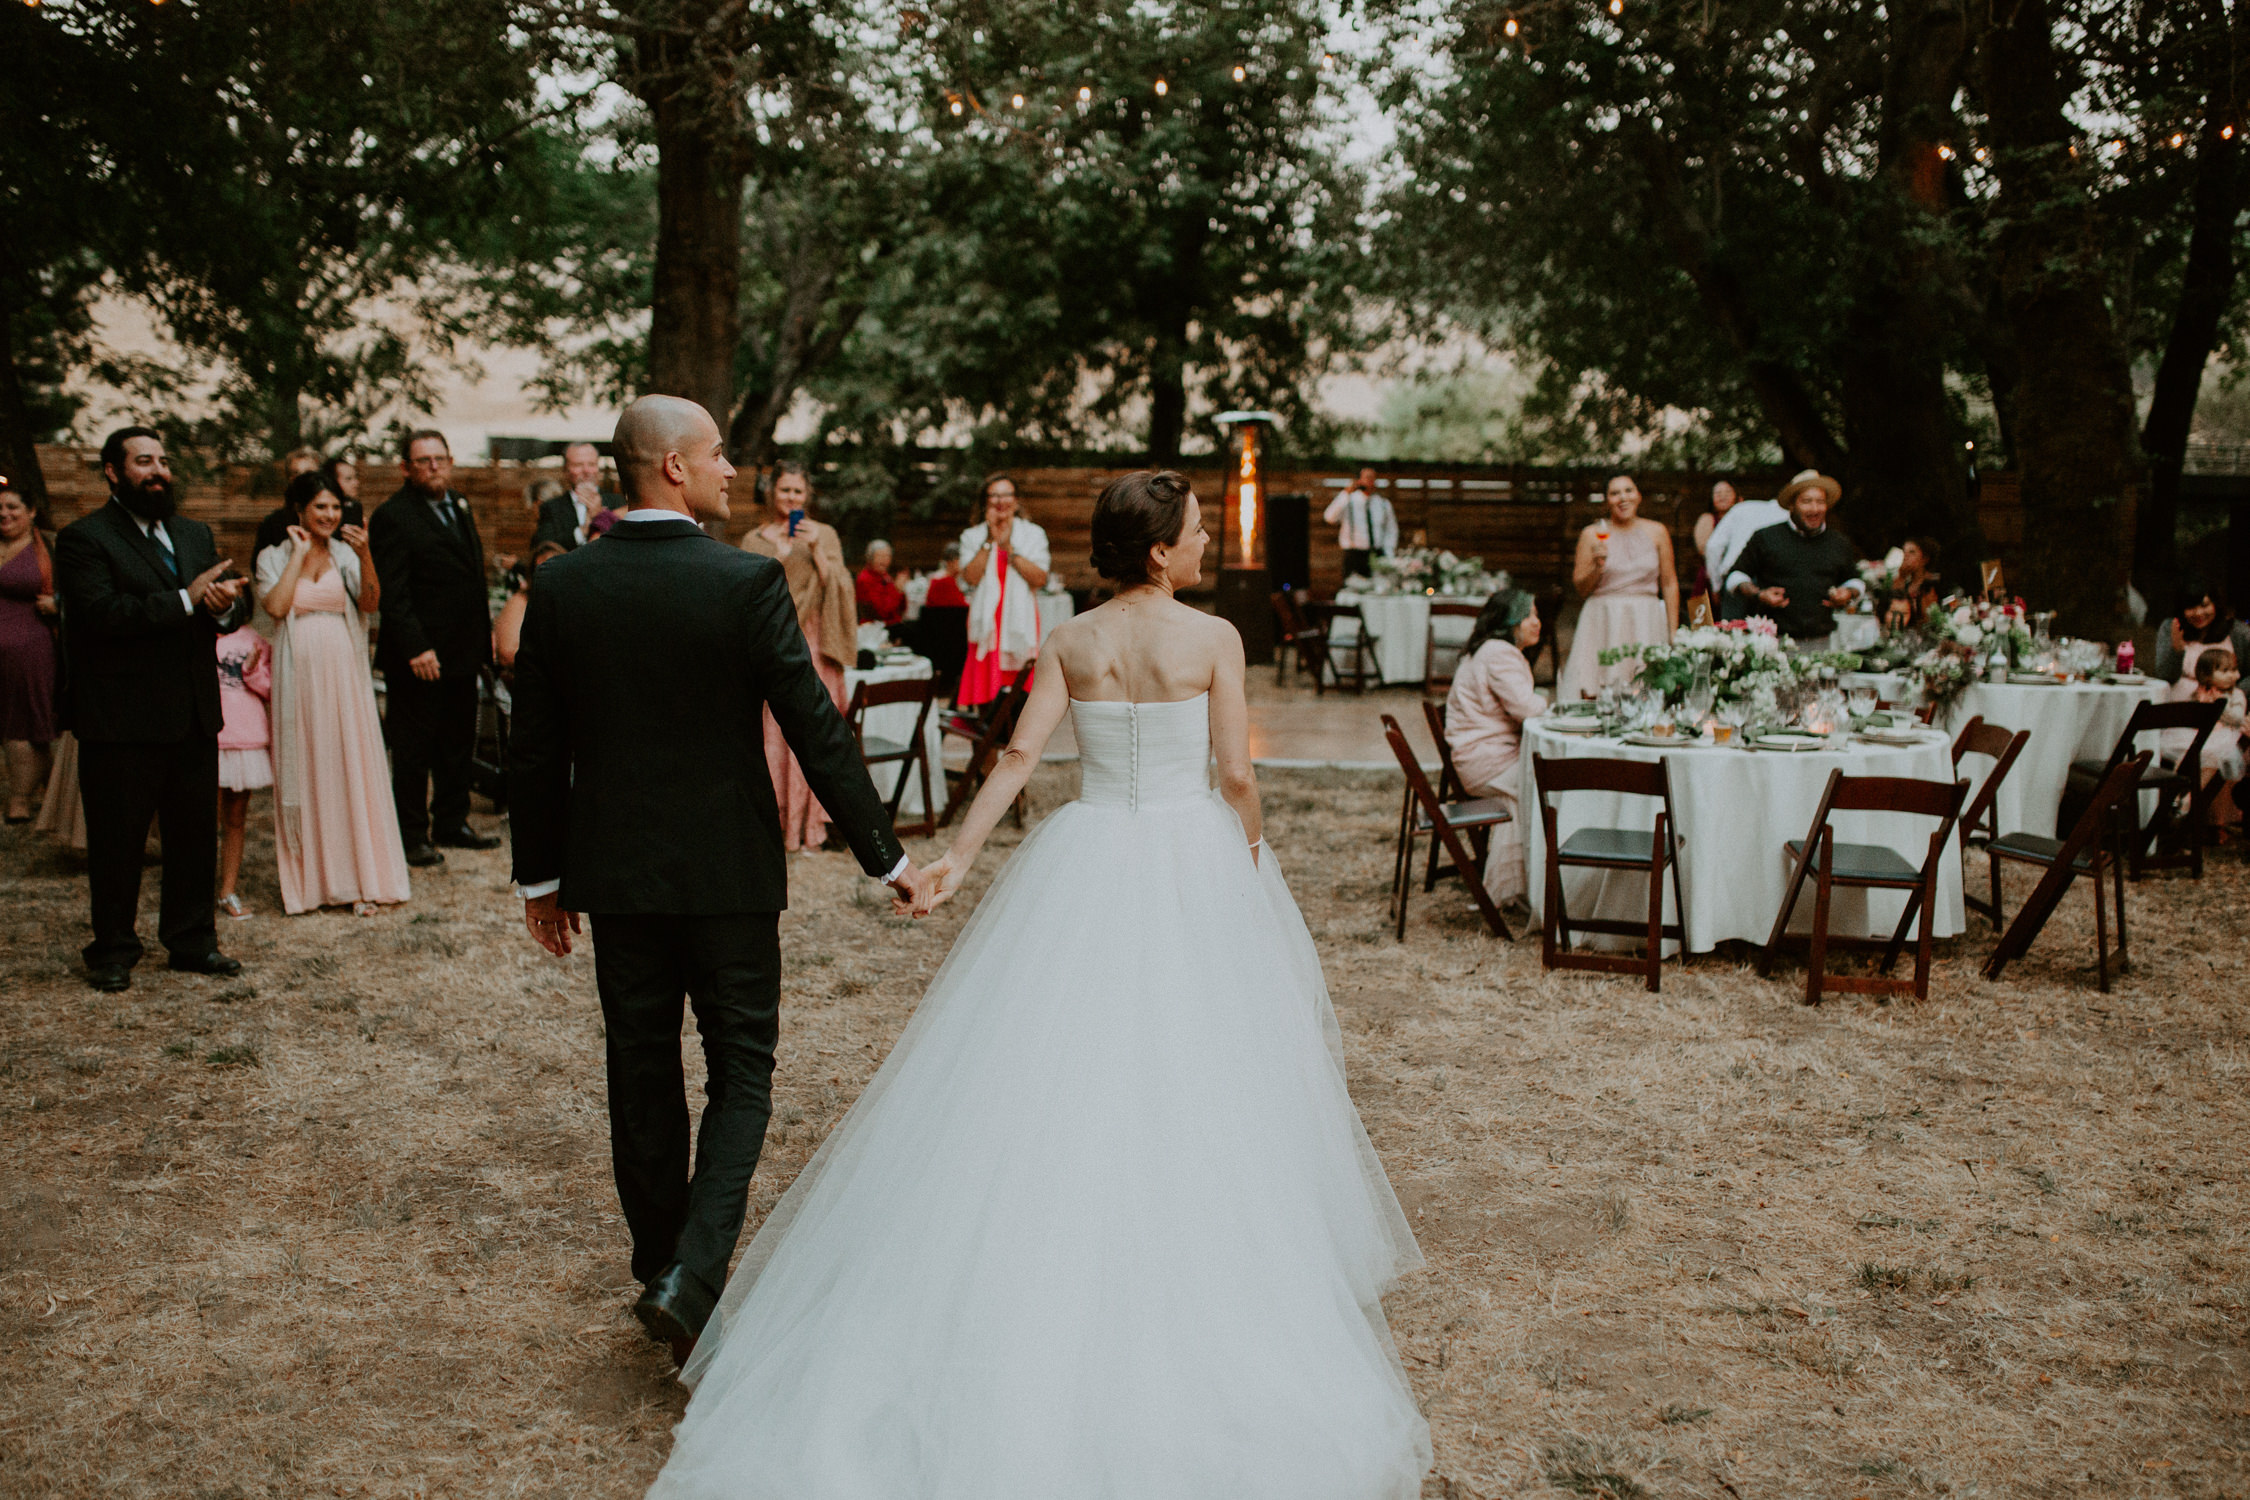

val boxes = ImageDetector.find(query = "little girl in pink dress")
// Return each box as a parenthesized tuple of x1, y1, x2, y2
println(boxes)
(214, 625, 272, 919)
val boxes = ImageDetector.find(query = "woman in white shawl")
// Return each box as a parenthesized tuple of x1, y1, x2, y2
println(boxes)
(956, 473, 1051, 707)
(256, 474, 411, 916)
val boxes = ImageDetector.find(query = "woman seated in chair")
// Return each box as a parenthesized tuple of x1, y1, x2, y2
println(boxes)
(1444, 589, 1547, 911)
(2164, 648, 2246, 840)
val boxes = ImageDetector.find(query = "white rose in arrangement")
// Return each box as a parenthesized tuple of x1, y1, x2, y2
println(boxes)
(1956, 623, 1984, 649)
(1884, 546, 1905, 571)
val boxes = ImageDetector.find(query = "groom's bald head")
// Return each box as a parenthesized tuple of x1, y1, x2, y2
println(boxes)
(612, 396, 734, 521)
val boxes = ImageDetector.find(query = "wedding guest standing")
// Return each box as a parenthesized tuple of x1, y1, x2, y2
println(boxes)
(855, 539, 906, 625)
(956, 473, 1050, 708)
(369, 429, 499, 867)
(213, 621, 271, 920)
(56, 426, 249, 991)
(739, 461, 859, 850)
(1704, 481, 1788, 621)
(1690, 479, 1738, 600)
(1445, 589, 1547, 909)
(323, 454, 361, 508)
(259, 477, 411, 915)
(1727, 470, 1866, 648)
(533, 441, 625, 552)
(2151, 580, 2250, 684)
(1558, 474, 1678, 702)
(1323, 466, 1398, 583)
(0, 480, 59, 822)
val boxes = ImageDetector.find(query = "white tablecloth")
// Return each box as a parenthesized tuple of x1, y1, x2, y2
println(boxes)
(1037, 588, 1076, 644)
(1331, 591, 1486, 685)
(1831, 611, 1882, 650)
(1941, 680, 2164, 838)
(1522, 720, 1966, 954)
(843, 656, 948, 820)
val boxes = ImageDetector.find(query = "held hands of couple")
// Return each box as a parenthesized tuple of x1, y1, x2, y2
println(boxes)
(523, 891, 582, 956)
(891, 853, 968, 918)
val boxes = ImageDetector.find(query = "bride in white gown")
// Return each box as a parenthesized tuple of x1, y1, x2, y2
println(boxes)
(650, 471, 1431, 1498)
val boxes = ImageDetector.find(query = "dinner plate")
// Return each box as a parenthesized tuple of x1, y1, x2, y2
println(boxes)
(2008, 672, 2065, 686)
(1859, 727, 1930, 745)
(1619, 731, 1707, 748)
(1752, 734, 1832, 752)
(2107, 672, 2146, 685)
(1544, 716, 1605, 733)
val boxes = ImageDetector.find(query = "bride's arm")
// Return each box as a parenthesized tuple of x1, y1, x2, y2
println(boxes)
(1208, 624, 1262, 859)
(911, 653, 1072, 914)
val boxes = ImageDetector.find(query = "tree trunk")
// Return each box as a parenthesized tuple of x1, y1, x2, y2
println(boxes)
(2136, 114, 2245, 612)
(1976, 0, 2142, 636)
(1147, 328, 1187, 464)
(1839, 0, 1978, 564)
(0, 301, 51, 519)
(646, 92, 743, 432)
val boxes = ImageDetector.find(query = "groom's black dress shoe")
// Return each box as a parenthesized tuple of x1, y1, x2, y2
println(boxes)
(634, 1263, 717, 1349)
(403, 842, 446, 868)
(168, 951, 243, 977)
(86, 964, 132, 993)
(433, 826, 502, 851)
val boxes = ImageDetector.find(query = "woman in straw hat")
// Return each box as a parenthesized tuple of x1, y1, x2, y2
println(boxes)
(1725, 469, 1866, 647)
(1558, 473, 1678, 703)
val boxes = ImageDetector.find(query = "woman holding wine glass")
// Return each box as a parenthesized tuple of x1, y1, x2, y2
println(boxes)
(1558, 474, 1679, 704)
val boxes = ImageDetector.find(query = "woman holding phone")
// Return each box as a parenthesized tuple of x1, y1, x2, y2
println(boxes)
(738, 460, 859, 850)
(1558, 473, 1678, 703)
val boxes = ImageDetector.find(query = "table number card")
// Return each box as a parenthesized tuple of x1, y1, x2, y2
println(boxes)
(1686, 592, 1714, 628)
(1981, 560, 2006, 597)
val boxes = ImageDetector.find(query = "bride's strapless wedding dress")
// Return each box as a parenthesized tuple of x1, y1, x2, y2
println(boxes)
(651, 695, 1431, 1499)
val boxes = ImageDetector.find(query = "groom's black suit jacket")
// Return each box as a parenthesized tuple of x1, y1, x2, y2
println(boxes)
(507, 514, 904, 914)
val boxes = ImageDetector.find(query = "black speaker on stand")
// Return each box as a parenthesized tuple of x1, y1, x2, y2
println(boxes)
(1266, 492, 1311, 595)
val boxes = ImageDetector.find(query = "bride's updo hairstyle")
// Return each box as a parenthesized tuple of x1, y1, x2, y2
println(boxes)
(1090, 469, 1193, 584)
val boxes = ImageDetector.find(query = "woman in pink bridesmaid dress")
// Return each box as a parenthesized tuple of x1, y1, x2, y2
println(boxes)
(254, 477, 412, 915)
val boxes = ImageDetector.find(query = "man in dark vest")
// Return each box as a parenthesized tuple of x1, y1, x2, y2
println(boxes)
(1727, 469, 1866, 648)
(508, 394, 925, 1365)
(55, 426, 251, 992)
(368, 429, 501, 867)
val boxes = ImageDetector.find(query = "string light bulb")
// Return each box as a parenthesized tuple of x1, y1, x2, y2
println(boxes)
(1077, 85, 1092, 102)
(1608, 0, 1622, 14)
(2171, 132, 2186, 147)
(1937, 143, 1955, 159)
(1011, 93, 1024, 108)
(949, 97, 964, 116)
(1504, 15, 1519, 34)
(1154, 78, 1168, 96)
(2227, 124, 2238, 140)
(1232, 64, 1246, 81)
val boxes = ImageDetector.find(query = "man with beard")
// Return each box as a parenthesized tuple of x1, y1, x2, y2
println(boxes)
(369, 429, 501, 867)
(55, 426, 251, 992)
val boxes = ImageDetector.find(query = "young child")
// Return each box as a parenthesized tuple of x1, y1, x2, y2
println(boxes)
(214, 622, 273, 918)
(2166, 648, 2245, 836)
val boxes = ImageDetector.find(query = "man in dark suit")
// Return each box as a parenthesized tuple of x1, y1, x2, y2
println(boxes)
(509, 395, 925, 1364)
(529, 441, 626, 552)
(368, 429, 501, 866)
(55, 426, 251, 992)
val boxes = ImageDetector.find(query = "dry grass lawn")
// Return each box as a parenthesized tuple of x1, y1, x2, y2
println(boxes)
(1, 761, 2244, 1498)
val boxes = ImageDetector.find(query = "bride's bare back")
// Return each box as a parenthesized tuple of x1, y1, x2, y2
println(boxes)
(1047, 592, 1236, 704)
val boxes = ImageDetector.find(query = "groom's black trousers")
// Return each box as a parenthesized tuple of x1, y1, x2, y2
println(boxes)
(590, 912, 783, 1298)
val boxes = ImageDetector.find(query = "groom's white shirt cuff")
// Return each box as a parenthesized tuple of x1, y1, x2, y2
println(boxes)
(520, 505, 911, 899)
(517, 856, 909, 904)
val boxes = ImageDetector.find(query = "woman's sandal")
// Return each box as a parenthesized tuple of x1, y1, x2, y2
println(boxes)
(352, 901, 377, 918)
(219, 894, 250, 920)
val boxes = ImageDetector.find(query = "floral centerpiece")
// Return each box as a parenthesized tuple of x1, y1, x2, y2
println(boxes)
(1926, 595, 2030, 661)
(1599, 619, 1861, 719)
(1854, 548, 1905, 613)
(1364, 546, 1501, 597)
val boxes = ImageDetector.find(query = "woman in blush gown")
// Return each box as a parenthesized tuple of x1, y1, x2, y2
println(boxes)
(737, 461, 858, 850)
(650, 471, 1430, 1500)
(256, 475, 411, 916)
(1558, 473, 1678, 703)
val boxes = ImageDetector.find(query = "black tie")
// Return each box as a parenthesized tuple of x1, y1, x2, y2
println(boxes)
(148, 526, 178, 579)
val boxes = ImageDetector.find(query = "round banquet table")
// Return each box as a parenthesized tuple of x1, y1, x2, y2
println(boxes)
(1520, 719, 1966, 954)
(1330, 590, 1487, 685)
(842, 655, 949, 820)
(1939, 679, 2164, 838)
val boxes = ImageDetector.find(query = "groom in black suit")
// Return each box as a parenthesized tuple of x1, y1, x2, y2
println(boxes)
(508, 395, 924, 1362)
(368, 429, 501, 867)
(55, 426, 252, 991)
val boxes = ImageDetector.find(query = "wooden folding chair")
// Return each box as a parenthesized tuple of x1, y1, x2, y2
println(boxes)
(1531, 752, 1689, 992)
(1270, 588, 1329, 689)
(2064, 699, 2224, 879)
(1984, 752, 2149, 993)
(938, 678, 1030, 829)
(848, 675, 939, 839)
(1950, 714, 2031, 924)
(1311, 601, 1381, 694)
(1417, 699, 1473, 891)
(1759, 771, 1967, 1004)
(1423, 600, 1483, 698)
(1381, 713, 1513, 941)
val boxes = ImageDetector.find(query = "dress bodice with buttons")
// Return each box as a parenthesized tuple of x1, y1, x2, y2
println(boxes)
(1069, 695, 1211, 811)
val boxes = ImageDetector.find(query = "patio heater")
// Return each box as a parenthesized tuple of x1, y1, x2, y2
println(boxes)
(1213, 410, 1280, 665)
